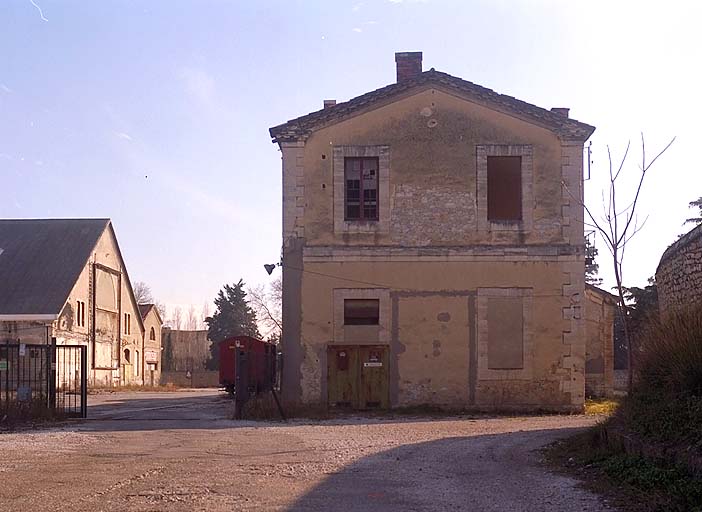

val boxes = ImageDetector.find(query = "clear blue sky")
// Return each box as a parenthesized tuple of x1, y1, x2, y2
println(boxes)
(2, 0, 699, 318)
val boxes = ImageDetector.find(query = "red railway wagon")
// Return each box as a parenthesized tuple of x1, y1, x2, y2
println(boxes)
(219, 336, 277, 395)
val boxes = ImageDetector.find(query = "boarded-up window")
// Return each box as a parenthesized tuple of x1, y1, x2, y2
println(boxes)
(487, 156, 522, 221)
(96, 270, 117, 311)
(487, 297, 524, 369)
(344, 157, 379, 221)
(344, 299, 380, 325)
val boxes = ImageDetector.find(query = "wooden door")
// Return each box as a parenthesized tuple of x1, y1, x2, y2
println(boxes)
(359, 345, 389, 409)
(327, 346, 359, 409)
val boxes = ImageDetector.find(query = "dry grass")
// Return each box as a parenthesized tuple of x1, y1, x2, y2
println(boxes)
(0, 399, 67, 431)
(623, 305, 702, 446)
(584, 398, 620, 416)
(88, 383, 183, 394)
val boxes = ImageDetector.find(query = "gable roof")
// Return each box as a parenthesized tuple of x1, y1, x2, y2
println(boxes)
(138, 303, 163, 325)
(270, 69, 595, 144)
(0, 218, 109, 316)
(138, 304, 153, 319)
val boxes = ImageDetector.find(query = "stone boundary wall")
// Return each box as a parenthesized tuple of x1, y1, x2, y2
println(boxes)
(656, 224, 702, 313)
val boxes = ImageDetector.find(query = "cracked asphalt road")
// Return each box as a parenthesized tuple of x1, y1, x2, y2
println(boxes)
(0, 390, 612, 511)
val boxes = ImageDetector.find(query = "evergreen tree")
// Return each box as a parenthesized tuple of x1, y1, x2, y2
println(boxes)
(205, 279, 260, 369)
(684, 196, 702, 225)
(585, 238, 602, 286)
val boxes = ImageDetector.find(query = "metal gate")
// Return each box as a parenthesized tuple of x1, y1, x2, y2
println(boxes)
(53, 344, 87, 418)
(0, 341, 87, 419)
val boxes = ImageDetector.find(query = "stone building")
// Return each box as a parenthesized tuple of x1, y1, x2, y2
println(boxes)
(0, 218, 161, 387)
(584, 285, 616, 397)
(269, 52, 595, 411)
(139, 304, 163, 386)
(657, 223, 702, 314)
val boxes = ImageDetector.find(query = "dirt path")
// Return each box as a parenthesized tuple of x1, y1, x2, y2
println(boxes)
(0, 391, 612, 511)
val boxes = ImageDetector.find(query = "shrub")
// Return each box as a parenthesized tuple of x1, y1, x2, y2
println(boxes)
(624, 305, 702, 447)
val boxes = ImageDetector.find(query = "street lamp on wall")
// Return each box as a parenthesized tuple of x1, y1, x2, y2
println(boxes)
(264, 263, 279, 276)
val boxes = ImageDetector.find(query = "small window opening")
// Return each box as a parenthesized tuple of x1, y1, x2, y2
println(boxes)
(76, 300, 86, 327)
(124, 348, 131, 364)
(344, 299, 380, 325)
(487, 156, 522, 221)
(149, 327, 156, 340)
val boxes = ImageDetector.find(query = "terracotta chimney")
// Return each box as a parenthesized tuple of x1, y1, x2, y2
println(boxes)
(323, 99, 336, 109)
(395, 52, 423, 83)
(551, 107, 570, 118)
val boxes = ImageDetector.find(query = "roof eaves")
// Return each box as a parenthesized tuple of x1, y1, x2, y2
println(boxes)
(269, 69, 595, 144)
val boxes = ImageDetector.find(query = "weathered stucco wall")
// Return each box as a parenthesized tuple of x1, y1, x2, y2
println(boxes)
(142, 309, 162, 386)
(584, 287, 615, 397)
(657, 224, 702, 313)
(279, 86, 587, 411)
(296, 257, 585, 411)
(297, 88, 581, 247)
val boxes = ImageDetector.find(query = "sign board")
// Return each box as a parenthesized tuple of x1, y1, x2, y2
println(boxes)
(363, 362, 383, 368)
(0, 360, 7, 371)
(145, 349, 159, 363)
(19, 344, 26, 356)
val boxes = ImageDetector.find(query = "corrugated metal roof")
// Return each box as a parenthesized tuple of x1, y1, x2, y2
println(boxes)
(0, 218, 109, 315)
(269, 69, 595, 143)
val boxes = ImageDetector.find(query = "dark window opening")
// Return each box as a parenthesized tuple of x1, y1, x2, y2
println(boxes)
(76, 300, 86, 327)
(344, 157, 379, 221)
(344, 299, 380, 325)
(149, 327, 156, 340)
(487, 156, 522, 221)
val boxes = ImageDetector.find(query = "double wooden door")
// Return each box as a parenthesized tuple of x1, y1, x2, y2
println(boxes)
(327, 345, 389, 409)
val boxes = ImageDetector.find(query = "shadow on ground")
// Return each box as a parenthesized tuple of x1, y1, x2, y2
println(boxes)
(284, 427, 607, 512)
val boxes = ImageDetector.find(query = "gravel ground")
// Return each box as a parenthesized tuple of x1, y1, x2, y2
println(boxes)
(0, 390, 613, 511)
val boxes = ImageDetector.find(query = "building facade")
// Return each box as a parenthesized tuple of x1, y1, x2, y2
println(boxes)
(270, 52, 595, 411)
(584, 285, 616, 398)
(0, 219, 161, 387)
(139, 304, 163, 386)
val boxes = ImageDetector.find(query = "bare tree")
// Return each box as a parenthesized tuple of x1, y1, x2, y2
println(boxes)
(155, 302, 167, 320)
(186, 305, 198, 331)
(201, 301, 211, 330)
(564, 134, 675, 391)
(171, 306, 183, 331)
(133, 281, 154, 304)
(248, 276, 282, 341)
